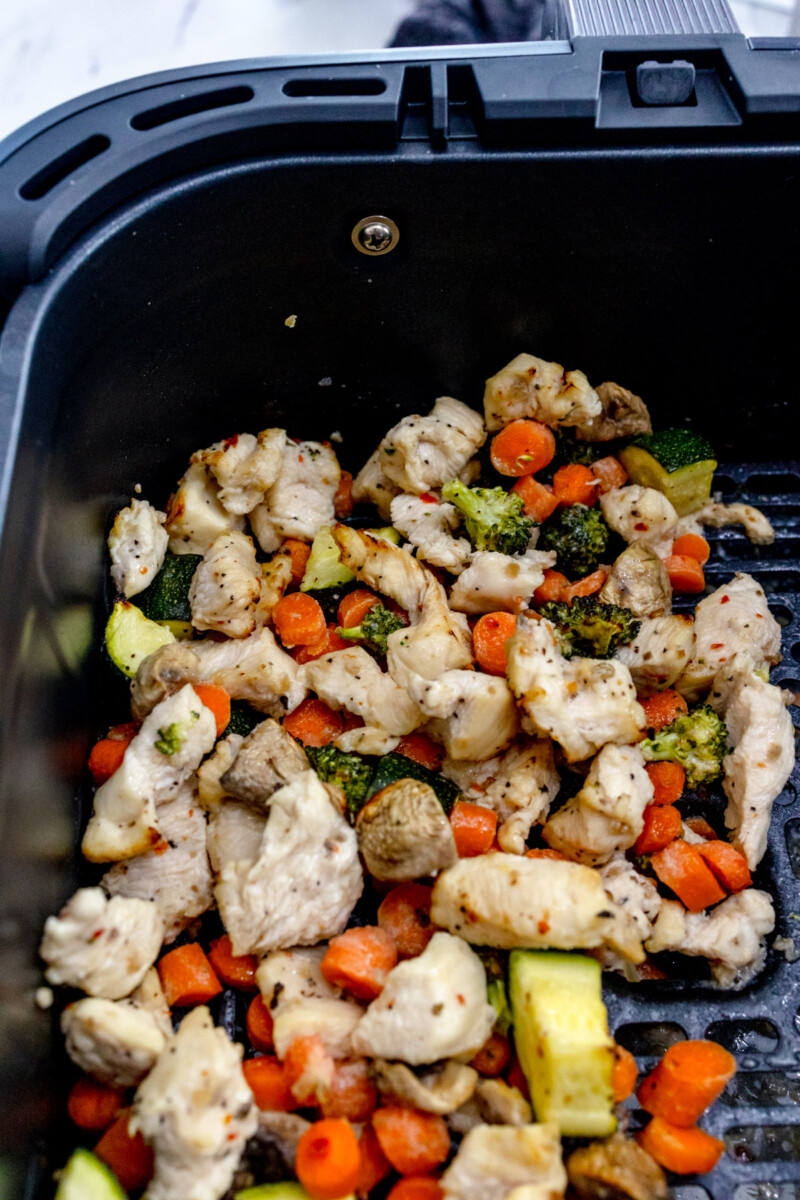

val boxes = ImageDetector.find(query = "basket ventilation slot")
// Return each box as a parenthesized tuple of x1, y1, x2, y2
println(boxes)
(19, 135, 111, 200)
(130, 85, 254, 131)
(282, 78, 387, 97)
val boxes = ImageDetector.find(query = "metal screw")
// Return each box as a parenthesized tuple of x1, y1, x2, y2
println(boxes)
(352, 215, 399, 256)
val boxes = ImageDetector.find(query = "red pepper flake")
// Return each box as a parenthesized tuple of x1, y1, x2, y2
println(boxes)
(634, 522, 649, 531)
(152, 841, 169, 856)
(710, 643, 725, 649)
(456, 994, 466, 1005)
(538, 920, 550, 935)
(222, 434, 239, 449)
(720, 595, 730, 604)
(756, 613, 764, 619)
(91, 929, 105, 941)
(420, 492, 438, 504)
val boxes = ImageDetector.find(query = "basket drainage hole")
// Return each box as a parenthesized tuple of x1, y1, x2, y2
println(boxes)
(720, 1071, 800, 1108)
(282, 78, 387, 97)
(673, 1189, 711, 1200)
(130, 85, 254, 131)
(734, 1187, 800, 1200)
(775, 779, 797, 808)
(772, 604, 794, 627)
(726, 1123, 800, 1163)
(614, 1021, 686, 1056)
(785, 819, 800, 879)
(19, 134, 110, 200)
(746, 472, 800, 495)
(705, 1018, 779, 1055)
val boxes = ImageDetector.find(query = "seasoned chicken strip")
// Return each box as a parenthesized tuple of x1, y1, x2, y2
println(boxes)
(193, 428, 286, 515)
(250, 440, 340, 552)
(254, 550, 292, 627)
(616, 614, 695, 695)
(574, 380, 653, 443)
(390, 493, 472, 574)
(188, 530, 261, 638)
(197, 734, 243, 810)
(352, 445, 401, 520)
(600, 544, 672, 619)
(108, 499, 168, 598)
(299, 647, 424, 736)
(483, 352, 601, 431)
(449, 549, 556, 615)
(83, 685, 217, 862)
(694, 501, 775, 546)
(413, 670, 519, 761)
(131, 1006, 257, 1200)
(165, 462, 244, 555)
(646, 891, 775, 988)
(600, 485, 678, 549)
(708, 654, 794, 867)
(220, 717, 310, 811)
(507, 616, 645, 763)
(255, 946, 363, 1057)
(600, 856, 662, 943)
(372, 1060, 479, 1115)
(378, 396, 486, 495)
(441, 1122, 567, 1200)
(61, 996, 168, 1087)
(431, 855, 644, 963)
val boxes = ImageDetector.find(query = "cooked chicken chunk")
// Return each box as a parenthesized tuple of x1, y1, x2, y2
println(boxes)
(708, 654, 794, 867)
(646, 890, 775, 987)
(334, 727, 401, 755)
(132, 1006, 257, 1200)
(378, 396, 486, 495)
(677, 573, 782, 701)
(254, 944, 363, 1056)
(574, 380, 653, 443)
(352, 933, 495, 1065)
(83, 686, 216, 862)
(61, 996, 168, 1087)
(356, 780, 457, 880)
(600, 485, 678, 549)
(254, 550, 292, 627)
(256, 945, 338, 1009)
(131, 968, 173, 1038)
(215, 772, 362, 957)
(102, 784, 213, 942)
(206, 800, 267, 875)
(372, 1060, 478, 1115)
(695, 501, 775, 546)
(131, 626, 305, 721)
(193, 428, 286, 515)
(449, 549, 557, 615)
(507, 616, 645, 763)
(250, 440, 340, 552)
(616, 614, 695, 694)
(600, 856, 662, 943)
(543, 744, 653, 867)
(39, 888, 164, 999)
(442, 739, 560, 854)
(390, 493, 472, 574)
(219, 718, 309, 811)
(165, 462, 244, 555)
(441, 1122, 567, 1200)
(483, 352, 600, 431)
(600, 544, 672, 619)
(299, 647, 423, 736)
(412, 670, 519, 761)
(197, 734, 244, 810)
(567, 1133, 668, 1200)
(188, 531, 261, 637)
(108, 499, 168, 598)
(352, 445, 401, 520)
(432, 855, 644, 962)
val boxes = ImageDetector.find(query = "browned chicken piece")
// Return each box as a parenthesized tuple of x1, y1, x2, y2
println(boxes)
(567, 1133, 668, 1200)
(575, 381, 653, 443)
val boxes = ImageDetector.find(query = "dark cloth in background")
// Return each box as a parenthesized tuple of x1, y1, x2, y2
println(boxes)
(390, 0, 545, 46)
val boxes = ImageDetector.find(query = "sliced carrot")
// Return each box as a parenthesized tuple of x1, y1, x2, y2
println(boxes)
(470, 1032, 511, 1077)
(321, 927, 398, 1001)
(684, 816, 718, 841)
(651, 840, 727, 912)
(334, 470, 354, 519)
(490, 419, 556, 477)
(450, 801, 498, 858)
(246, 993, 275, 1052)
(532, 569, 570, 606)
(283, 1034, 335, 1105)
(192, 683, 231, 737)
(207, 934, 258, 991)
(338, 588, 381, 630)
(506, 1057, 530, 1100)
(88, 724, 138, 784)
(645, 761, 686, 806)
(590, 455, 628, 495)
(273, 592, 327, 648)
(387, 1179, 445, 1200)
(612, 1044, 638, 1103)
(357, 1122, 393, 1195)
(296, 1117, 362, 1200)
(293, 622, 351, 664)
(561, 568, 608, 602)
(156, 943, 222, 1007)
(634, 804, 682, 855)
(67, 1077, 126, 1131)
(94, 1110, 154, 1193)
(552, 463, 601, 507)
(377, 883, 436, 959)
(524, 847, 567, 861)
(283, 538, 312, 586)
(637, 1117, 724, 1175)
(640, 689, 689, 732)
(664, 554, 706, 595)
(637, 1039, 736, 1127)
(372, 1107, 451, 1176)
(473, 611, 517, 677)
(320, 1059, 378, 1122)
(340, 711, 365, 734)
(672, 533, 711, 565)
(395, 732, 444, 772)
(243, 1055, 297, 1111)
(283, 697, 343, 747)
(697, 841, 752, 893)
(511, 475, 559, 523)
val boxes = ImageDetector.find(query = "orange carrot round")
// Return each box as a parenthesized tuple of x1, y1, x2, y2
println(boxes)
(67, 1077, 126, 1131)
(207, 934, 258, 991)
(637, 1039, 736, 1127)
(510, 475, 559, 522)
(651, 840, 727, 912)
(590, 455, 628, 494)
(640, 689, 689, 732)
(192, 683, 231, 737)
(490, 420, 556, 477)
(524, 847, 567, 861)
(470, 1031, 511, 1077)
(88, 724, 138, 783)
(473, 611, 517, 677)
(321, 927, 398, 1001)
(372, 1106, 451, 1176)
(283, 697, 344, 747)
(357, 1122, 393, 1195)
(533, 569, 570, 606)
(338, 588, 381, 629)
(242, 1055, 297, 1111)
(296, 1117, 362, 1200)
(450, 800, 498, 858)
(273, 592, 327, 647)
(156, 943, 222, 1007)
(664, 554, 706, 594)
(395, 732, 444, 772)
(612, 1044, 638, 1103)
(634, 804, 682, 855)
(334, 471, 354, 519)
(93, 1110, 154, 1193)
(645, 761, 686, 806)
(387, 1178, 445, 1200)
(672, 533, 711, 565)
(377, 883, 436, 959)
(246, 993, 275, 1052)
(293, 623, 350, 664)
(320, 1059, 378, 1122)
(637, 1117, 724, 1175)
(561, 568, 608, 602)
(552, 463, 600, 507)
(283, 538, 312, 585)
(506, 1057, 530, 1100)
(697, 841, 752, 893)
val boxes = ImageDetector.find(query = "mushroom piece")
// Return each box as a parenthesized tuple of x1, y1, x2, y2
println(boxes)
(567, 1132, 668, 1200)
(220, 718, 310, 811)
(600, 543, 672, 619)
(474, 1078, 532, 1126)
(575, 381, 653, 443)
(356, 780, 457, 881)
(371, 1059, 479, 1115)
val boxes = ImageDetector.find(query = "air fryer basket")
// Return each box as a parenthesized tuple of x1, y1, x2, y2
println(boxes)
(1, 27, 800, 1200)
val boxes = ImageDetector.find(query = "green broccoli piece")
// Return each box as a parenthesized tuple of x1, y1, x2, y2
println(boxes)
(538, 504, 610, 578)
(640, 703, 729, 788)
(154, 720, 191, 756)
(553, 428, 598, 468)
(441, 480, 535, 555)
(305, 745, 375, 819)
(338, 604, 407, 655)
(538, 596, 640, 659)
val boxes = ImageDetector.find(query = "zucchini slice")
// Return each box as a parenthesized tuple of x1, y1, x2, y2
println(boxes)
(366, 752, 459, 814)
(236, 1187, 355, 1200)
(105, 600, 175, 678)
(138, 551, 202, 622)
(55, 1149, 127, 1200)
(619, 430, 716, 516)
(300, 526, 400, 593)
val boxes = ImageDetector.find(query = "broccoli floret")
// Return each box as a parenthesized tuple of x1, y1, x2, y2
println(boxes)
(640, 703, 729, 788)
(306, 745, 375, 819)
(553, 428, 598, 468)
(338, 603, 407, 655)
(441, 479, 535, 555)
(539, 596, 640, 659)
(538, 504, 610, 578)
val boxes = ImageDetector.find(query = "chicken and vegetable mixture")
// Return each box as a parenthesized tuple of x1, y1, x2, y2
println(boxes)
(43, 352, 794, 1200)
